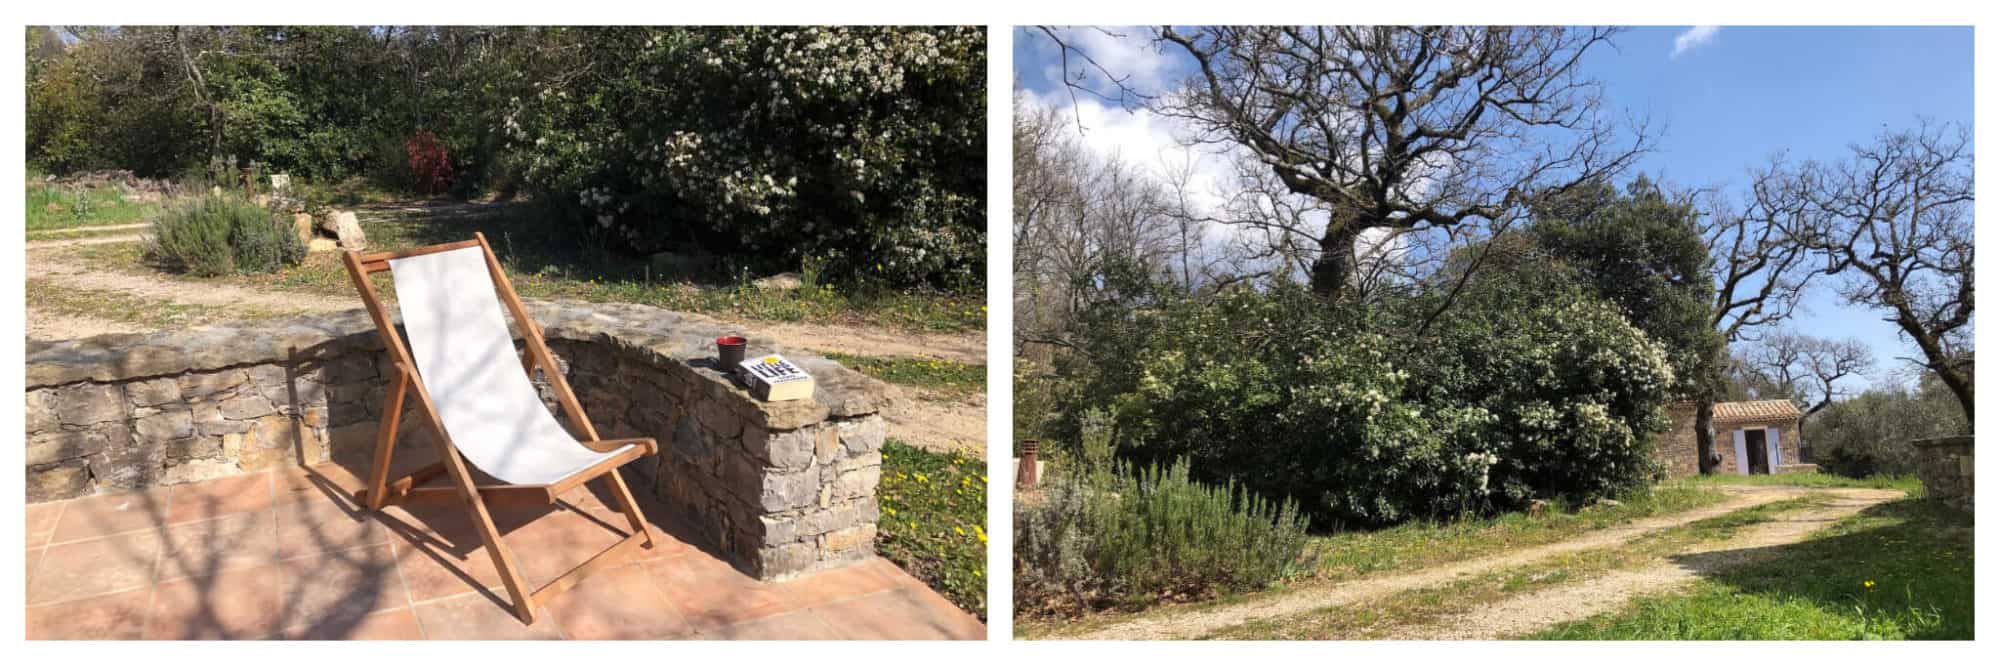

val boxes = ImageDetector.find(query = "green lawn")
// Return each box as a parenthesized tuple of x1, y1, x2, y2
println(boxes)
(73, 202, 984, 334)
(1209, 496, 1828, 640)
(1303, 482, 1728, 583)
(1679, 470, 1921, 494)
(877, 439, 987, 620)
(26, 181, 160, 231)
(1532, 498, 1972, 640)
(823, 352, 984, 399)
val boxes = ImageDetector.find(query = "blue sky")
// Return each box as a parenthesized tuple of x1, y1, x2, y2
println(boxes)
(1015, 26, 1974, 391)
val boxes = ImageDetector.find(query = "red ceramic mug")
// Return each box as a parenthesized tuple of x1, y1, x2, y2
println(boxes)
(716, 335, 747, 368)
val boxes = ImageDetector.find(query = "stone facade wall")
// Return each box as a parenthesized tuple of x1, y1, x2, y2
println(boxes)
(1912, 435, 1973, 510)
(25, 302, 889, 580)
(1655, 404, 1802, 477)
(1655, 404, 1703, 477)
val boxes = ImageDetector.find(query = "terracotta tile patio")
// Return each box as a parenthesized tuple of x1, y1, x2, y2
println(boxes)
(24, 463, 985, 640)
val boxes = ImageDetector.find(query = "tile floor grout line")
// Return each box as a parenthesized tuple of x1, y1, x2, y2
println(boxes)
(386, 538, 430, 639)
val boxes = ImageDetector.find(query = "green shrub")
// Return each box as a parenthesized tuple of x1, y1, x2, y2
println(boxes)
(1068, 274, 1673, 528)
(147, 195, 304, 277)
(1015, 417, 1312, 615)
(1807, 374, 1966, 478)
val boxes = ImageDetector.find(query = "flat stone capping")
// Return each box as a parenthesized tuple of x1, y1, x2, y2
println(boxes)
(26, 300, 891, 580)
(1911, 435, 1973, 511)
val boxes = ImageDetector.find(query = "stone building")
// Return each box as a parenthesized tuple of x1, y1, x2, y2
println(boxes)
(1656, 399, 1808, 477)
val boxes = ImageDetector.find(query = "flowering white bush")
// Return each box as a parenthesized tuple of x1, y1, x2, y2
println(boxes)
(505, 26, 984, 287)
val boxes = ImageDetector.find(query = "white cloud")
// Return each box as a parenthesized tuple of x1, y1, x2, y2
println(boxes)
(1671, 26, 1722, 59)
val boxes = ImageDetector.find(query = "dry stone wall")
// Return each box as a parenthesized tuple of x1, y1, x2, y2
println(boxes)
(1912, 435, 1973, 511)
(25, 301, 889, 580)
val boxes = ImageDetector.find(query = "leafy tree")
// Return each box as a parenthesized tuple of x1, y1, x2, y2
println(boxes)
(1530, 176, 1723, 399)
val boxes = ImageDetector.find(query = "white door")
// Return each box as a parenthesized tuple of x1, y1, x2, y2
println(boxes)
(1766, 426, 1782, 472)
(1731, 429, 1750, 475)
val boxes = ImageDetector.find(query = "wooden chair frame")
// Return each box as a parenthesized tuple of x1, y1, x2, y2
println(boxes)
(340, 232, 658, 624)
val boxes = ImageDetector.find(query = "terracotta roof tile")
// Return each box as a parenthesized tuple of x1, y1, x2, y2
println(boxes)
(1712, 399, 1801, 424)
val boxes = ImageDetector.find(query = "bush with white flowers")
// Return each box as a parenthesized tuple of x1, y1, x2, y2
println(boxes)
(504, 26, 985, 287)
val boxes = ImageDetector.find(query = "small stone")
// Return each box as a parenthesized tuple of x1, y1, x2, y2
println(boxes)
(751, 272, 804, 291)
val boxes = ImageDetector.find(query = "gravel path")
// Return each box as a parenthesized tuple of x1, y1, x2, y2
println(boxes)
(1391, 487, 1904, 639)
(1059, 486, 1819, 640)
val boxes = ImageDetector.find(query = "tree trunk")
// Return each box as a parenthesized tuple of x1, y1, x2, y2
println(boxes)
(1694, 398, 1719, 475)
(1937, 367, 1974, 432)
(1308, 222, 1365, 300)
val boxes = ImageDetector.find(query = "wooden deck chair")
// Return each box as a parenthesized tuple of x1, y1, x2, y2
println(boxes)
(340, 233, 659, 624)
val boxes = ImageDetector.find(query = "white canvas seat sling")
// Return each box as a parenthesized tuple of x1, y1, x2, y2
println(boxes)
(341, 232, 659, 624)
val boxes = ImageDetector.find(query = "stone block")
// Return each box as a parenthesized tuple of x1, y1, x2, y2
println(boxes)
(745, 426, 815, 470)
(28, 430, 106, 466)
(28, 461, 93, 503)
(133, 408, 195, 442)
(758, 467, 821, 512)
(126, 377, 182, 408)
(54, 382, 127, 425)
(26, 389, 58, 432)
(839, 416, 887, 456)
(819, 524, 876, 554)
(832, 466, 882, 501)
(179, 370, 248, 401)
(217, 391, 277, 420)
(755, 542, 819, 579)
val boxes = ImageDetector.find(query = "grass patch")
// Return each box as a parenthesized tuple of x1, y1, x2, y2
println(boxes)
(25, 278, 300, 329)
(878, 439, 987, 620)
(1532, 498, 1972, 640)
(1016, 481, 1732, 639)
(26, 181, 160, 231)
(823, 352, 983, 399)
(1678, 471, 1920, 494)
(74, 203, 984, 333)
(1208, 495, 1828, 640)
(1303, 482, 1728, 583)
(26, 225, 150, 242)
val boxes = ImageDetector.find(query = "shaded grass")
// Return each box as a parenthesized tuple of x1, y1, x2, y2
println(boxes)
(878, 439, 988, 620)
(72, 202, 984, 333)
(1531, 498, 1972, 640)
(823, 352, 984, 400)
(1207, 495, 1828, 640)
(25, 181, 160, 231)
(1678, 470, 1921, 494)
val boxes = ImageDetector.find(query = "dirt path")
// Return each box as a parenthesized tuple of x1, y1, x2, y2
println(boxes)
(1059, 486, 1818, 640)
(1393, 487, 1904, 639)
(25, 233, 147, 249)
(26, 243, 987, 457)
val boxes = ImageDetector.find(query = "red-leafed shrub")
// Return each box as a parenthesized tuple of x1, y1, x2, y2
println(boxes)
(404, 131, 453, 194)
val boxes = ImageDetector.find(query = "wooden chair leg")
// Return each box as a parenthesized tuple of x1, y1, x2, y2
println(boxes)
(364, 369, 410, 511)
(437, 440, 538, 624)
(598, 469, 655, 548)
